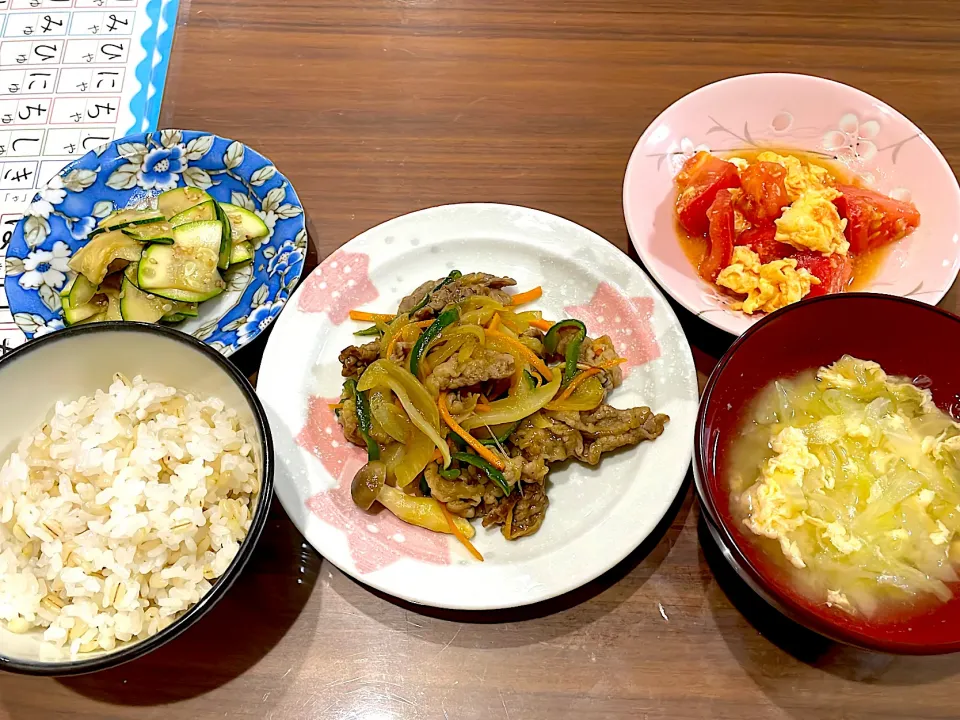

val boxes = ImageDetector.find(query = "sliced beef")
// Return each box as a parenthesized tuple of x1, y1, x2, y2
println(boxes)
(547, 404, 669, 465)
(339, 340, 380, 379)
(424, 461, 487, 505)
(581, 335, 623, 389)
(398, 273, 517, 320)
(501, 454, 550, 487)
(549, 331, 623, 390)
(511, 416, 583, 463)
(335, 394, 365, 448)
(503, 483, 548, 539)
(424, 348, 515, 395)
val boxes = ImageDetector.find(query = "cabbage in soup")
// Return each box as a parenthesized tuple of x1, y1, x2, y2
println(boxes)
(728, 355, 960, 617)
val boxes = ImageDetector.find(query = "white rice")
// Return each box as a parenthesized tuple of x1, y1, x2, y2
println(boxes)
(0, 374, 259, 656)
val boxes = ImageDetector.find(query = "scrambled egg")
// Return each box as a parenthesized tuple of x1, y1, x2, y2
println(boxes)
(741, 427, 820, 569)
(931, 431, 960, 461)
(756, 151, 834, 201)
(740, 356, 960, 614)
(826, 589, 854, 614)
(817, 357, 884, 391)
(824, 522, 862, 555)
(774, 189, 849, 256)
(716, 246, 818, 314)
(931, 520, 952, 546)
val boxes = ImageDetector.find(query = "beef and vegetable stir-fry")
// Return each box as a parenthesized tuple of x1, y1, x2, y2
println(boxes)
(334, 271, 669, 560)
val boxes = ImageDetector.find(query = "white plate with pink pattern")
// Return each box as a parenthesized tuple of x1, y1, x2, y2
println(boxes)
(257, 203, 698, 609)
(624, 72, 960, 336)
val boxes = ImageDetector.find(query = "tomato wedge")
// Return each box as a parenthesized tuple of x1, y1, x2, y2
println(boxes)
(793, 251, 852, 297)
(739, 161, 790, 224)
(700, 189, 735, 282)
(675, 151, 741, 237)
(735, 224, 792, 264)
(833, 185, 921, 254)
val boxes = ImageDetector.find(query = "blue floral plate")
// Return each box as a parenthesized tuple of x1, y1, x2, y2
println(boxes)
(5, 129, 307, 356)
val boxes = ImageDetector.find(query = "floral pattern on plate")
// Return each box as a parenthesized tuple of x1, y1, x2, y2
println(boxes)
(5, 130, 307, 356)
(297, 397, 454, 574)
(257, 203, 699, 609)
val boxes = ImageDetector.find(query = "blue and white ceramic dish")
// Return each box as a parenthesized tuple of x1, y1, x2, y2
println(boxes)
(6, 129, 307, 356)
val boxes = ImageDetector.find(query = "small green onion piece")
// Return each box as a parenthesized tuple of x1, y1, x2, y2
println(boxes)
(452, 451, 511, 495)
(542, 319, 587, 385)
(438, 467, 461, 480)
(478, 420, 521, 447)
(353, 386, 380, 461)
(409, 307, 459, 377)
(354, 325, 383, 337)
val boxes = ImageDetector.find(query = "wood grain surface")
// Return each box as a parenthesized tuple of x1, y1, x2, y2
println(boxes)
(3, 1, 960, 718)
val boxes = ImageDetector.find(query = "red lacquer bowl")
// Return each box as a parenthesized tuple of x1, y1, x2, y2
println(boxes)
(695, 293, 960, 654)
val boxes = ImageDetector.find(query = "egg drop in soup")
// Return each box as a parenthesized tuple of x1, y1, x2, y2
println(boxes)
(727, 356, 960, 618)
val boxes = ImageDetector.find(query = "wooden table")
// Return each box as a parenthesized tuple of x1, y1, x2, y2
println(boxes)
(4, 1, 960, 717)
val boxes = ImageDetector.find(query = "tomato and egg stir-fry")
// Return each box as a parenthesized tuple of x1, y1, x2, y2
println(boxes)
(675, 150, 921, 314)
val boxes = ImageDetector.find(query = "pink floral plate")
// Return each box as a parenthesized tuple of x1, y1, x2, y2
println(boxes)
(257, 204, 698, 610)
(623, 72, 960, 336)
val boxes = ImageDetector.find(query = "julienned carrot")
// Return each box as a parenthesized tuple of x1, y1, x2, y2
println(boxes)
(475, 403, 493, 412)
(510, 286, 542, 306)
(488, 313, 501, 332)
(550, 358, 626, 404)
(349, 310, 395, 323)
(430, 447, 444, 463)
(486, 329, 554, 381)
(529, 318, 553, 332)
(328, 403, 343, 412)
(440, 503, 484, 562)
(438, 392, 505, 471)
(385, 334, 401, 360)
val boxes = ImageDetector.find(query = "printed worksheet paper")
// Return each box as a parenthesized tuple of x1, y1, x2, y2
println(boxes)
(0, 0, 177, 354)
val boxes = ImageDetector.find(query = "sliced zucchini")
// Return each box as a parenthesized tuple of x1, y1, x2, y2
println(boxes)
(122, 221, 174, 244)
(120, 276, 182, 323)
(157, 187, 211, 219)
(144, 285, 224, 303)
(96, 208, 165, 231)
(160, 313, 188, 323)
(213, 202, 233, 270)
(219, 203, 269, 242)
(176, 302, 199, 317)
(68, 230, 144, 285)
(59, 274, 98, 307)
(170, 220, 223, 254)
(138, 242, 224, 297)
(169, 200, 217, 227)
(102, 287, 122, 322)
(62, 293, 107, 326)
(229, 241, 255, 266)
(72, 311, 108, 326)
(123, 261, 140, 287)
